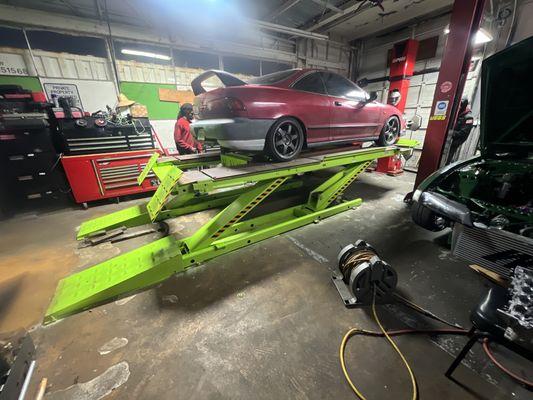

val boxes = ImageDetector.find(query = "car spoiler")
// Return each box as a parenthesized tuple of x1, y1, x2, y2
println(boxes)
(191, 70, 247, 95)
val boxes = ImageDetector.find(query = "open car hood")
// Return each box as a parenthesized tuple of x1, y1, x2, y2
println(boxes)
(480, 36, 533, 157)
(191, 70, 247, 95)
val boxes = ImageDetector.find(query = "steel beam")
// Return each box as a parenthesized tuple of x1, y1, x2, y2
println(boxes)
(305, 0, 372, 32)
(266, 0, 301, 20)
(414, 0, 486, 188)
(309, 0, 343, 14)
(250, 19, 329, 41)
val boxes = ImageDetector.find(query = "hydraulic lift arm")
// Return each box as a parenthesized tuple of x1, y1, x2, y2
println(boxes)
(45, 143, 414, 323)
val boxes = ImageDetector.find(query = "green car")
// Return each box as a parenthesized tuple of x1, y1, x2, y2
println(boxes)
(411, 36, 532, 239)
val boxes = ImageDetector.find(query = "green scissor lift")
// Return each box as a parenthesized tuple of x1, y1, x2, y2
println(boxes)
(44, 141, 416, 323)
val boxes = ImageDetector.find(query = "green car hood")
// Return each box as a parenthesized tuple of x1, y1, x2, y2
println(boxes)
(480, 36, 533, 157)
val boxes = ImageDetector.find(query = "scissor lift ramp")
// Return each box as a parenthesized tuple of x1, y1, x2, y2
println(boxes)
(45, 142, 415, 323)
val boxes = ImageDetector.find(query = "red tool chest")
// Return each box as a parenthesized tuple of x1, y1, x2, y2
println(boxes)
(61, 149, 160, 206)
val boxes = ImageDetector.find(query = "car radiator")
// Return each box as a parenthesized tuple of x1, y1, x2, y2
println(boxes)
(451, 224, 533, 279)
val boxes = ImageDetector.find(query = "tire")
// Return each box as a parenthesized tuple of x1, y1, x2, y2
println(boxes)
(411, 201, 447, 232)
(376, 116, 400, 146)
(265, 117, 304, 162)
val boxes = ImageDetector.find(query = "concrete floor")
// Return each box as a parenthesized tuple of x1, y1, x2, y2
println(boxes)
(0, 171, 530, 399)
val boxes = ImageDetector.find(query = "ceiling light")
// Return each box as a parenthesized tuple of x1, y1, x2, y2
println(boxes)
(121, 49, 171, 60)
(474, 29, 493, 44)
(443, 27, 492, 45)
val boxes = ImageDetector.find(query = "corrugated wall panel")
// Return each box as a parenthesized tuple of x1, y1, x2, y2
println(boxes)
(76, 59, 94, 79)
(59, 58, 77, 78)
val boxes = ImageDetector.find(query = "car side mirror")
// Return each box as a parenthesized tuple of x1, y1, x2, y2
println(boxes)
(368, 91, 378, 102)
(408, 114, 422, 131)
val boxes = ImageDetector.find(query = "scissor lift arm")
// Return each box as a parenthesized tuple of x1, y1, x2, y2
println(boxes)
(44, 143, 414, 323)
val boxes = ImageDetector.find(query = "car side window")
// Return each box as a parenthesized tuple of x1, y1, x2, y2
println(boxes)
(292, 72, 327, 95)
(322, 72, 367, 101)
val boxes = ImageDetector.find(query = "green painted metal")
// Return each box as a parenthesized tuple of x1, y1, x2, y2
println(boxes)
(45, 197, 362, 323)
(155, 154, 221, 174)
(307, 161, 370, 211)
(45, 144, 416, 323)
(146, 167, 183, 221)
(77, 180, 303, 240)
(397, 138, 420, 148)
(183, 177, 288, 251)
(220, 152, 253, 167)
(138, 152, 160, 185)
(191, 146, 401, 194)
(44, 235, 183, 323)
(77, 205, 150, 240)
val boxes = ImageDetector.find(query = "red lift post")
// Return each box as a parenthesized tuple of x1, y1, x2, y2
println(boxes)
(413, 0, 486, 188)
(376, 38, 419, 175)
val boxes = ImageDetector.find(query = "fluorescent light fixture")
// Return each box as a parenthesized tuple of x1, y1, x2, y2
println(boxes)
(443, 26, 493, 45)
(121, 49, 171, 60)
(474, 29, 493, 44)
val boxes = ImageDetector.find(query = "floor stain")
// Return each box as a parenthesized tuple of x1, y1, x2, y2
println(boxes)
(286, 236, 329, 264)
(0, 246, 77, 333)
(46, 361, 130, 400)
(98, 337, 129, 355)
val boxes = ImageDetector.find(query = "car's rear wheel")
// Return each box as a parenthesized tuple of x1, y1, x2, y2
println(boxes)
(265, 117, 304, 162)
(376, 116, 400, 146)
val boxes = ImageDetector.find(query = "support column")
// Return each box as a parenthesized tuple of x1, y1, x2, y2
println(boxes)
(414, 0, 486, 188)
(376, 38, 419, 175)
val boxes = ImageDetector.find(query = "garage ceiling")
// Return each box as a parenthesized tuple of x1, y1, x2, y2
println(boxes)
(0, 0, 453, 42)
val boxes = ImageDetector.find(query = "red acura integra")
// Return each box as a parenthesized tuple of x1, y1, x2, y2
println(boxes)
(191, 69, 406, 161)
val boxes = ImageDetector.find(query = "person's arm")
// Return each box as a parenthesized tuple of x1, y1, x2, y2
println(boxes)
(453, 114, 474, 141)
(195, 139, 203, 152)
(174, 120, 194, 150)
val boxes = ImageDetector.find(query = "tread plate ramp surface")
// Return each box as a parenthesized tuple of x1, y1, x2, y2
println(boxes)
(146, 167, 183, 221)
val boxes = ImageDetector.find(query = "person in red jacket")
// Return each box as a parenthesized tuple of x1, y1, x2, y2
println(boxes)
(174, 103, 203, 154)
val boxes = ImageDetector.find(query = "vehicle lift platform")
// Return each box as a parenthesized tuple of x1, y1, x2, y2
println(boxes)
(44, 140, 417, 323)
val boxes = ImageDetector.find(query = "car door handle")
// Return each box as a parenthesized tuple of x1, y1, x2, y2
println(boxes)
(334, 101, 342, 106)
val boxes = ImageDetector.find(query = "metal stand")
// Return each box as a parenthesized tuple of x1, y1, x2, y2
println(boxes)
(44, 143, 414, 323)
(445, 327, 479, 378)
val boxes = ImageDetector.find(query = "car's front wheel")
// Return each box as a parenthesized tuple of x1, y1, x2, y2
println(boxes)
(265, 117, 304, 162)
(376, 116, 400, 146)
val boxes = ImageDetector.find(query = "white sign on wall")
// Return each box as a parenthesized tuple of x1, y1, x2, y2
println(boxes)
(44, 83, 83, 110)
(0, 53, 29, 76)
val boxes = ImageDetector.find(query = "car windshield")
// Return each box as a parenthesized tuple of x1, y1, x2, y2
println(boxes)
(248, 69, 298, 85)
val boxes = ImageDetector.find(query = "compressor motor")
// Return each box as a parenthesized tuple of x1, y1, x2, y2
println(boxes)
(332, 240, 398, 307)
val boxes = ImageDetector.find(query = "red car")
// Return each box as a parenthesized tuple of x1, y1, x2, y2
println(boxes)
(191, 69, 405, 161)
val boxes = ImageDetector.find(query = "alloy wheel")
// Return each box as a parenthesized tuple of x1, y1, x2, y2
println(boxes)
(383, 117, 400, 144)
(273, 122, 301, 158)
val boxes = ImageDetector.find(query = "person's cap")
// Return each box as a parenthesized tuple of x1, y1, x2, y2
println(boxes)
(181, 103, 193, 111)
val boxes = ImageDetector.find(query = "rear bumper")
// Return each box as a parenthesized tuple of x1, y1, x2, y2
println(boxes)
(191, 118, 273, 151)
